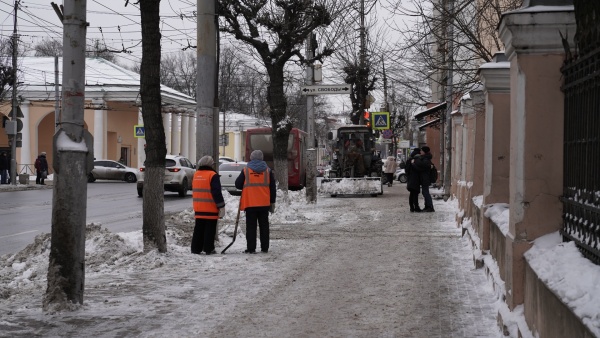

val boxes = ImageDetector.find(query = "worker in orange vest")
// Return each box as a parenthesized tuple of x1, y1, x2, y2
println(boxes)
(191, 155, 225, 255)
(235, 150, 276, 254)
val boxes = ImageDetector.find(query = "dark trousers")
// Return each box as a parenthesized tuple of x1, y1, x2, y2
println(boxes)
(36, 171, 45, 185)
(191, 218, 217, 254)
(385, 173, 394, 186)
(422, 184, 433, 209)
(409, 190, 421, 211)
(0, 169, 7, 184)
(245, 208, 270, 252)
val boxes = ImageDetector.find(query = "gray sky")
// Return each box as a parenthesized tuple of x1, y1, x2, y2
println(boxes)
(0, 0, 198, 66)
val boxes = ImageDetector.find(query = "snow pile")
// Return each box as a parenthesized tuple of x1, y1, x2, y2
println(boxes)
(318, 178, 381, 195)
(484, 203, 510, 235)
(524, 232, 600, 337)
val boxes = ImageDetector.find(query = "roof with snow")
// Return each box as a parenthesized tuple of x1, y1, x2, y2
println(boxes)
(16, 57, 196, 109)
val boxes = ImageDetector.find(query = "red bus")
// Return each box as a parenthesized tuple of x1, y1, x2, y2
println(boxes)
(245, 127, 307, 190)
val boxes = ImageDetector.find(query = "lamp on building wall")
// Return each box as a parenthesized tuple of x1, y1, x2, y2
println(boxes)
(117, 135, 122, 143)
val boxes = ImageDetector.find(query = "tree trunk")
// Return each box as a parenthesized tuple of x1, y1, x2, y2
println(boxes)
(266, 65, 290, 193)
(140, 0, 167, 253)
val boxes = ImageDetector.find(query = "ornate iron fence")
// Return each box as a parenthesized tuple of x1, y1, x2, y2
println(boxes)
(561, 48, 600, 266)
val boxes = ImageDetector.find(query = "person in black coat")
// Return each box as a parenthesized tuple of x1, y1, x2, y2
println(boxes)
(0, 151, 8, 184)
(35, 152, 49, 185)
(412, 146, 435, 212)
(406, 148, 422, 212)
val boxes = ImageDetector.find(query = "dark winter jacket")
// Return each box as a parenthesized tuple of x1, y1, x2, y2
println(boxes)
(413, 152, 433, 187)
(235, 159, 277, 210)
(406, 149, 422, 192)
(0, 153, 8, 170)
(35, 155, 49, 173)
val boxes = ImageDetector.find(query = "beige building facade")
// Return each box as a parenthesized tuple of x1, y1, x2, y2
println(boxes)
(0, 57, 196, 175)
(451, 3, 592, 337)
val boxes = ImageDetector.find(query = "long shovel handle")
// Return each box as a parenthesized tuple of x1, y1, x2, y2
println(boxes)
(221, 198, 242, 254)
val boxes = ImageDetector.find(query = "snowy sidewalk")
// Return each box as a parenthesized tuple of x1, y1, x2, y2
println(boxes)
(0, 186, 503, 337)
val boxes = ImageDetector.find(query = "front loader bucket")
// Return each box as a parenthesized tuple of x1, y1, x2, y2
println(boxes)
(319, 177, 382, 197)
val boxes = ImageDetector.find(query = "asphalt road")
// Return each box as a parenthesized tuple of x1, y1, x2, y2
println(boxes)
(0, 181, 193, 256)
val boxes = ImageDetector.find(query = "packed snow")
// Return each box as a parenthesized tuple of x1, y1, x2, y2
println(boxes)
(0, 185, 599, 337)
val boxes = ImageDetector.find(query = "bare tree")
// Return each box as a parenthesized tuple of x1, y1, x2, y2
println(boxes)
(218, 0, 346, 191)
(138, 0, 168, 253)
(160, 50, 197, 99)
(0, 38, 16, 103)
(382, 0, 522, 105)
(34, 39, 63, 57)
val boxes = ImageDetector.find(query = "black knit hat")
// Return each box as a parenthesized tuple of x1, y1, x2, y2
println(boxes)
(421, 146, 431, 153)
(410, 148, 421, 157)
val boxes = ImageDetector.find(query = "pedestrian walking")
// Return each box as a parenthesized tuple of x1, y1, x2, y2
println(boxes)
(0, 151, 8, 184)
(191, 155, 225, 255)
(406, 148, 422, 212)
(35, 152, 49, 185)
(383, 155, 397, 187)
(413, 146, 435, 212)
(235, 150, 276, 254)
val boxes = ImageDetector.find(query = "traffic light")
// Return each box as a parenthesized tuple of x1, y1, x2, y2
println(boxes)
(363, 111, 371, 127)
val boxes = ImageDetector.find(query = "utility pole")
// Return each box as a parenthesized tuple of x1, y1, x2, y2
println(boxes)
(382, 56, 390, 156)
(9, 0, 19, 185)
(54, 56, 60, 132)
(45, 0, 92, 308)
(197, 0, 218, 164)
(358, 0, 366, 126)
(305, 33, 317, 203)
(443, 0, 454, 200)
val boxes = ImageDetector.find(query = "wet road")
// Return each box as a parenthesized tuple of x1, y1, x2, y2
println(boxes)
(0, 182, 192, 256)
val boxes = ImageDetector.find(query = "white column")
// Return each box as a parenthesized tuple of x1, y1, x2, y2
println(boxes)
(93, 99, 106, 160)
(188, 114, 196, 163)
(163, 113, 172, 154)
(20, 100, 32, 165)
(234, 131, 241, 161)
(180, 114, 189, 158)
(170, 113, 181, 155)
(137, 108, 145, 167)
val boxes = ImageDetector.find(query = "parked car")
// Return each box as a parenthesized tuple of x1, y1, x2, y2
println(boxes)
(137, 155, 195, 197)
(88, 160, 140, 183)
(219, 161, 246, 195)
(394, 168, 408, 183)
(218, 156, 235, 165)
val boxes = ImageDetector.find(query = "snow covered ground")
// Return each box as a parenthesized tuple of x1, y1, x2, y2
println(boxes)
(0, 185, 598, 337)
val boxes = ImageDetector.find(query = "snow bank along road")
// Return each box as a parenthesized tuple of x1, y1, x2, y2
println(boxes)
(0, 186, 502, 337)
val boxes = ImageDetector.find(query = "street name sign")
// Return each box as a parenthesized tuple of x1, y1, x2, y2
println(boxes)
(300, 84, 351, 95)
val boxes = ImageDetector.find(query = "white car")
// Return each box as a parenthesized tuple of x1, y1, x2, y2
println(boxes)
(219, 161, 246, 195)
(394, 168, 408, 183)
(88, 160, 140, 183)
(218, 156, 235, 164)
(137, 155, 196, 197)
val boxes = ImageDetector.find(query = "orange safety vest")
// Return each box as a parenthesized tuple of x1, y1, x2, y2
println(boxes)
(240, 167, 271, 211)
(192, 170, 219, 219)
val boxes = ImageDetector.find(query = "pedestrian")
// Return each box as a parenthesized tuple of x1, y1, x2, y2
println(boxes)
(383, 155, 397, 187)
(235, 149, 276, 254)
(191, 155, 225, 255)
(0, 151, 8, 184)
(406, 148, 422, 212)
(413, 146, 435, 212)
(35, 152, 49, 185)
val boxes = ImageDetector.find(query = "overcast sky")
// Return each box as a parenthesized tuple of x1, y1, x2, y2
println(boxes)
(0, 0, 411, 116)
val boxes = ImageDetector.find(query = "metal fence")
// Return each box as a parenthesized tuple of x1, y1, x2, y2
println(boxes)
(561, 48, 600, 265)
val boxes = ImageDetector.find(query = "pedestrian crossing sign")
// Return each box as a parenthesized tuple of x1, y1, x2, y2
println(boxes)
(134, 125, 145, 138)
(371, 112, 390, 130)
